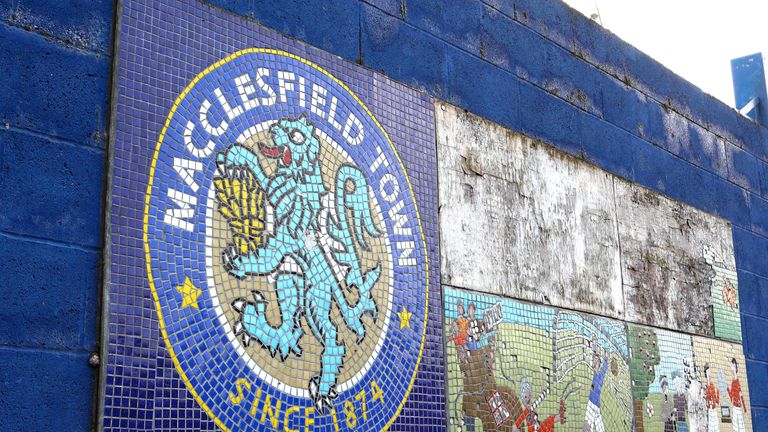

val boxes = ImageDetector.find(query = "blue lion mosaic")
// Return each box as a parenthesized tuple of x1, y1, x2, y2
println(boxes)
(143, 49, 429, 431)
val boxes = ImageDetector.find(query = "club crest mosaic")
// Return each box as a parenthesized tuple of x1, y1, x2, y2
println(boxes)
(142, 49, 429, 431)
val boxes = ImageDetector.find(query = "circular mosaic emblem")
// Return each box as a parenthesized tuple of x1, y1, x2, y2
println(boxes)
(144, 49, 428, 431)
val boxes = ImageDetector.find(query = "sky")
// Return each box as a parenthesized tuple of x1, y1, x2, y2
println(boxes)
(562, 0, 768, 107)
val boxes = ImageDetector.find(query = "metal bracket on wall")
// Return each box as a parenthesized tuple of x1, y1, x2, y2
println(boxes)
(731, 52, 768, 126)
(738, 96, 760, 117)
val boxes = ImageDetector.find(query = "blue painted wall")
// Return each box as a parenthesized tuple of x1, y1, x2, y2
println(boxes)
(0, 0, 112, 429)
(3, 0, 768, 429)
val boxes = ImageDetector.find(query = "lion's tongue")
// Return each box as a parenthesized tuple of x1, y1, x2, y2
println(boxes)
(258, 142, 292, 166)
(258, 142, 280, 158)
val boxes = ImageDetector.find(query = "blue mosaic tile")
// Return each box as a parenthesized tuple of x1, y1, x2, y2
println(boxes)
(105, 0, 443, 430)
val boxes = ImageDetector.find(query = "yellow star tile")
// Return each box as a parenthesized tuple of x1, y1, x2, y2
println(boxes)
(176, 277, 201, 310)
(397, 306, 412, 330)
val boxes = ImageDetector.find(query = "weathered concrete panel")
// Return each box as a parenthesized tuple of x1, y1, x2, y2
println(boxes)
(437, 103, 624, 318)
(438, 103, 741, 339)
(615, 179, 737, 337)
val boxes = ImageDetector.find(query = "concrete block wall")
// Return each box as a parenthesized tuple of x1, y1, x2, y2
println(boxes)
(0, 0, 112, 429)
(3, 0, 768, 429)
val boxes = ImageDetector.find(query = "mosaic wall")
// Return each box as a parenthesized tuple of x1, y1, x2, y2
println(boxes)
(689, 337, 752, 432)
(628, 325, 752, 432)
(104, 1, 753, 431)
(105, 0, 441, 430)
(442, 289, 754, 432)
(444, 287, 633, 432)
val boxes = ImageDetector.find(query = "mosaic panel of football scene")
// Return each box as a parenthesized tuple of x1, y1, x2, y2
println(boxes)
(629, 324, 753, 432)
(443, 287, 633, 432)
(629, 325, 698, 432)
(691, 336, 753, 432)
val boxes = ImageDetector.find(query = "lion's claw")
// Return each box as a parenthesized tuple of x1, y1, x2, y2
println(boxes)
(308, 376, 338, 414)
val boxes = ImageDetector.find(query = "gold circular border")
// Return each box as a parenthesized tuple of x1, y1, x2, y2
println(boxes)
(142, 48, 430, 432)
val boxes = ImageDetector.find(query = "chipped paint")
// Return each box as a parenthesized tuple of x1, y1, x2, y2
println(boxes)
(615, 179, 736, 336)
